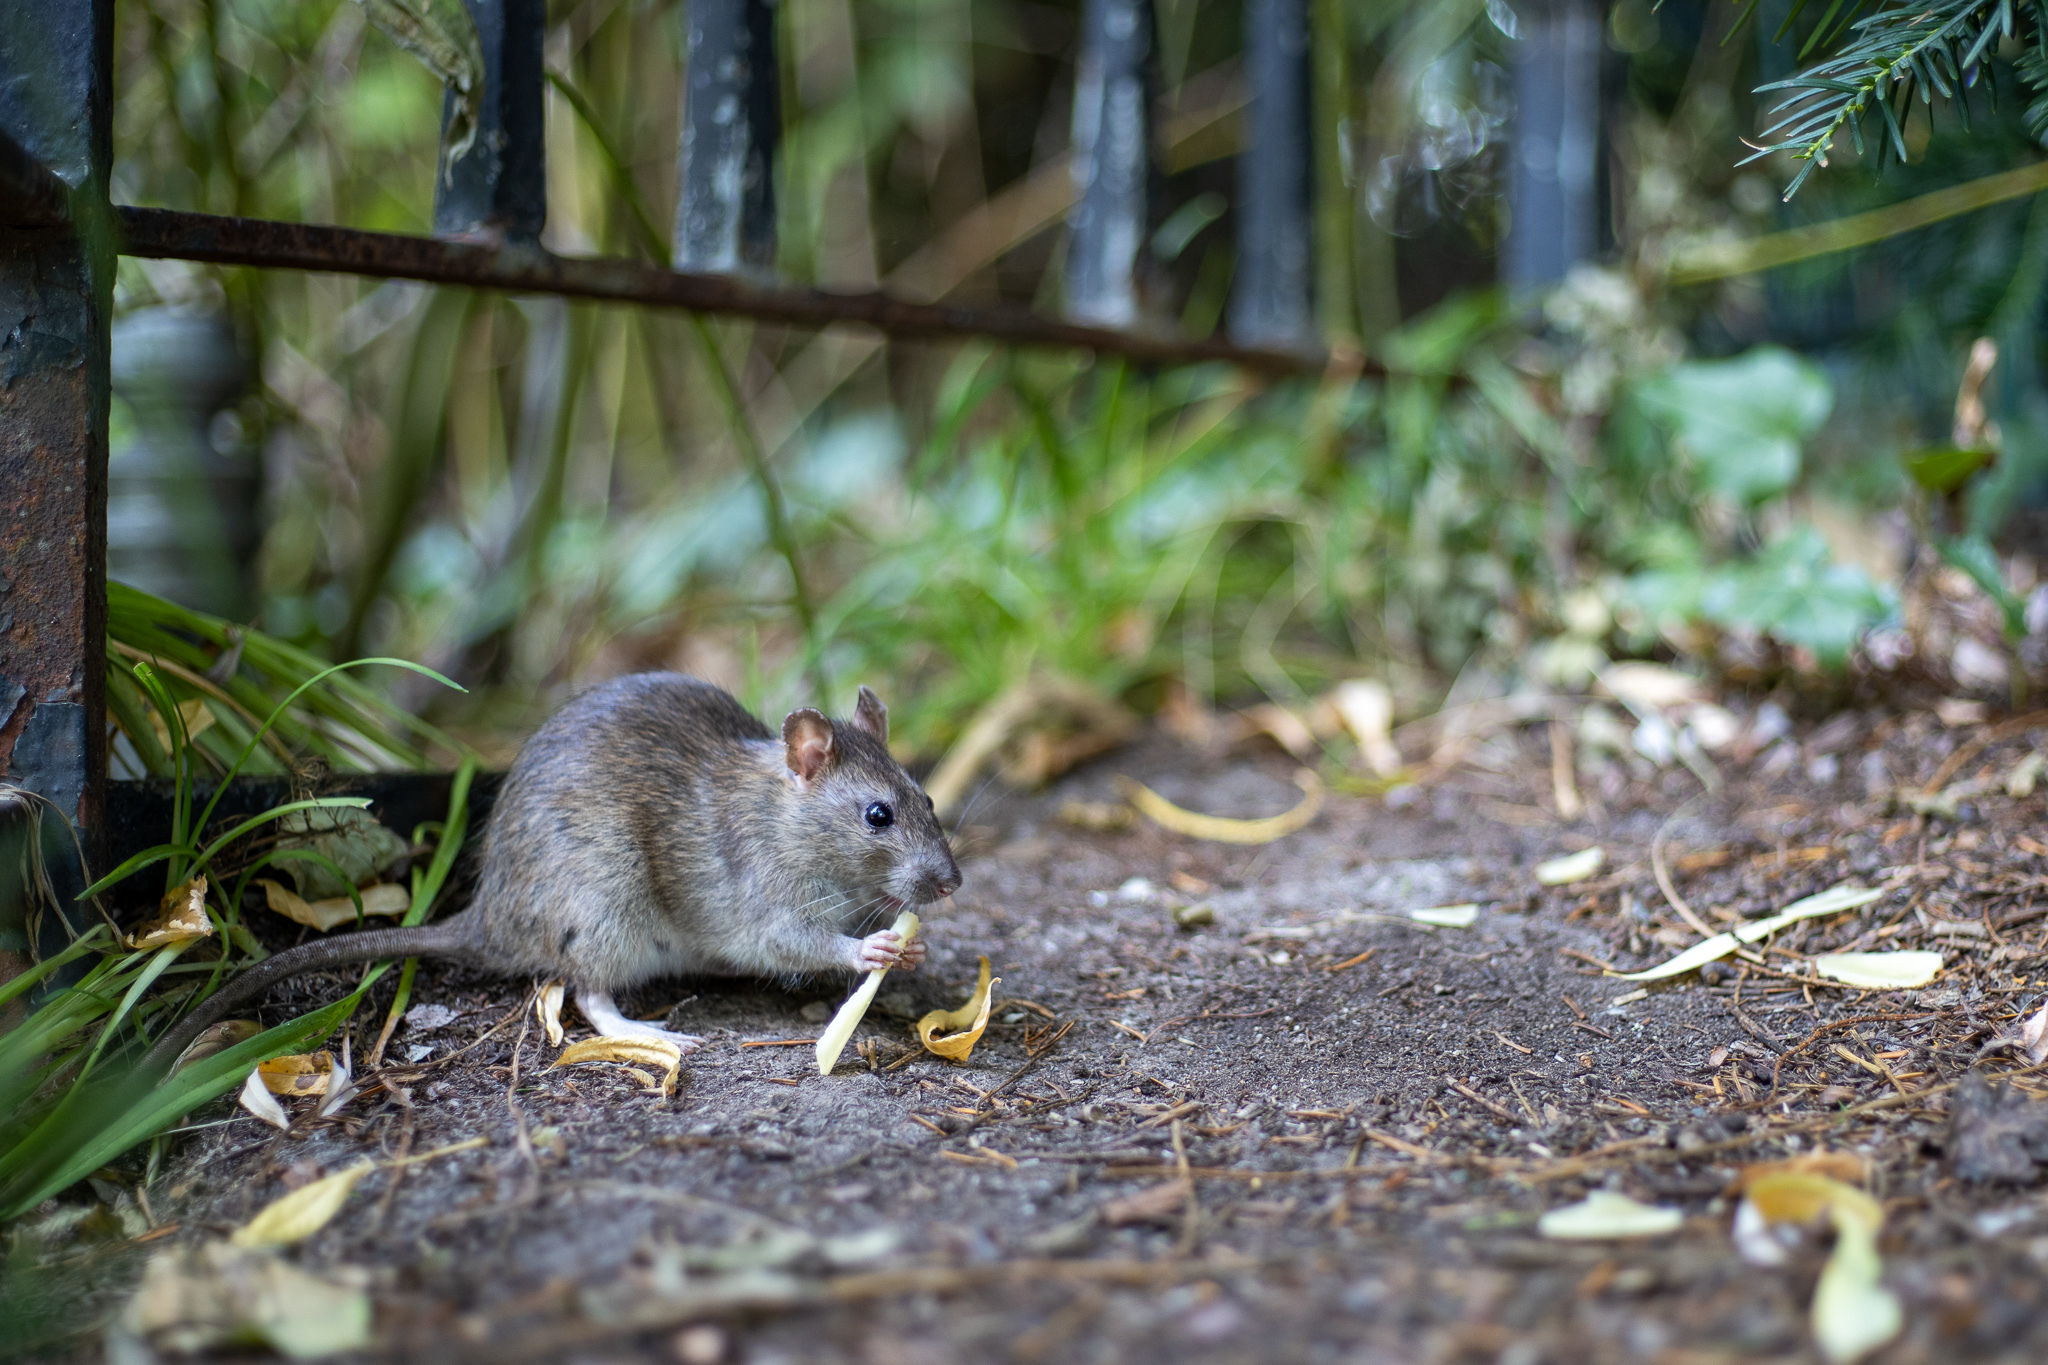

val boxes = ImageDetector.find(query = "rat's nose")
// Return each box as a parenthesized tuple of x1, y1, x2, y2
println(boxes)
(918, 857, 962, 902)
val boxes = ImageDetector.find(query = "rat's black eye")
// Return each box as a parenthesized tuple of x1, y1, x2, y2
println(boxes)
(864, 801, 894, 829)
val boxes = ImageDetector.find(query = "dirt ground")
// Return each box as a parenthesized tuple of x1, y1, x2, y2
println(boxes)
(22, 700, 2048, 1364)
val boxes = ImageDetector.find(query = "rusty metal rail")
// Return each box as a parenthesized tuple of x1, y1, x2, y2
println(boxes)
(113, 206, 1324, 374)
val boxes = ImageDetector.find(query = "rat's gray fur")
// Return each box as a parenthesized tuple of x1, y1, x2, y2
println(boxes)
(144, 674, 959, 1071)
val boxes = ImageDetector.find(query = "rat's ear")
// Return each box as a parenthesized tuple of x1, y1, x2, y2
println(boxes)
(853, 686, 888, 743)
(782, 709, 836, 784)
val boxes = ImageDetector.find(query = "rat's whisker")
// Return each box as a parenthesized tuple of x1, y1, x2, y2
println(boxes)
(948, 771, 1001, 839)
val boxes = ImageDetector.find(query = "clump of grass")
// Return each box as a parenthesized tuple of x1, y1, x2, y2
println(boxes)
(0, 591, 471, 1222)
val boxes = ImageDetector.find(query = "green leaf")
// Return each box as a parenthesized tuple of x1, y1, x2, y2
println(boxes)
(269, 806, 410, 900)
(1698, 528, 1894, 667)
(1902, 444, 1995, 495)
(1635, 347, 1834, 504)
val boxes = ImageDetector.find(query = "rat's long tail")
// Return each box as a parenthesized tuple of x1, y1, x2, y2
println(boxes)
(141, 911, 482, 1079)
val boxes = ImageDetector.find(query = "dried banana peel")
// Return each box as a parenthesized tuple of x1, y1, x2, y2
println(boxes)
(816, 909, 919, 1075)
(917, 956, 999, 1061)
(1113, 768, 1323, 845)
(550, 1035, 683, 1096)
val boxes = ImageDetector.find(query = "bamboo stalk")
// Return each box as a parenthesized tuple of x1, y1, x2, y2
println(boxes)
(1666, 158, 2048, 283)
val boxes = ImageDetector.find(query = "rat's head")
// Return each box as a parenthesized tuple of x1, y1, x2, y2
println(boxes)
(780, 686, 962, 908)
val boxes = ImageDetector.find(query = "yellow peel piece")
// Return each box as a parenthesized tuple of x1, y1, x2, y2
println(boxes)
(536, 979, 565, 1046)
(126, 877, 213, 950)
(257, 1051, 335, 1096)
(1113, 769, 1324, 845)
(816, 910, 919, 1075)
(237, 1068, 289, 1130)
(1534, 847, 1604, 886)
(1811, 951, 1944, 990)
(1537, 1190, 1683, 1239)
(230, 1159, 376, 1248)
(1608, 885, 1885, 982)
(551, 1035, 683, 1096)
(1742, 1172, 1901, 1364)
(917, 956, 1000, 1061)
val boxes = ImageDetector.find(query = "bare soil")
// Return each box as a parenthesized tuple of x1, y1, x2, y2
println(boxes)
(22, 704, 2048, 1364)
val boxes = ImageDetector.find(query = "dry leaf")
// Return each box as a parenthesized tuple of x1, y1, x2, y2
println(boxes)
(1740, 1171, 1901, 1364)
(126, 877, 213, 950)
(536, 979, 565, 1046)
(1811, 951, 1944, 990)
(147, 697, 216, 754)
(1408, 904, 1478, 929)
(1609, 885, 1885, 982)
(917, 956, 1000, 1061)
(230, 1160, 376, 1248)
(551, 1035, 684, 1096)
(1537, 1190, 1683, 1239)
(238, 1069, 290, 1130)
(1534, 847, 1604, 886)
(1330, 679, 1402, 775)
(1114, 768, 1323, 845)
(258, 879, 409, 933)
(257, 1052, 336, 1097)
(816, 909, 919, 1075)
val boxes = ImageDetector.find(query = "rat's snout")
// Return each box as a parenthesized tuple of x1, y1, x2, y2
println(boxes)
(910, 851, 962, 903)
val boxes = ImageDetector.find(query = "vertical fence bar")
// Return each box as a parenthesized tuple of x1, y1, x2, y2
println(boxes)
(1504, 0, 1601, 286)
(435, 0, 548, 244)
(0, 0, 113, 963)
(1065, 0, 1155, 328)
(1231, 0, 1314, 349)
(676, 0, 781, 273)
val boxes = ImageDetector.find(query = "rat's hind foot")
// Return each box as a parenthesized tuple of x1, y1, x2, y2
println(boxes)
(575, 987, 705, 1052)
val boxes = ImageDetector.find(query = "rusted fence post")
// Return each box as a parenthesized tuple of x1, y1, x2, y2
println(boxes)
(0, 0, 114, 964)
(676, 0, 781, 273)
(435, 0, 548, 243)
(1231, 0, 1314, 348)
(1064, 0, 1156, 328)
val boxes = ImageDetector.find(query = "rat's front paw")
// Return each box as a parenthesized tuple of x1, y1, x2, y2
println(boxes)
(855, 929, 921, 972)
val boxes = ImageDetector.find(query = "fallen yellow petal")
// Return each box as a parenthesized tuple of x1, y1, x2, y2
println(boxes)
(229, 1159, 376, 1248)
(1114, 769, 1323, 845)
(258, 879, 409, 932)
(1811, 951, 1944, 990)
(917, 956, 1000, 1061)
(1534, 847, 1604, 886)
(536, 980, 565, 1046)
(1537, 1190, 1683, 1239)
(551, 1035, 683, 1096)
(257, 1051, 335, 1096)
(126, 877, 213, 950)
(1741, 1171, 1901, 1364)
(817, 909, 919, 1076)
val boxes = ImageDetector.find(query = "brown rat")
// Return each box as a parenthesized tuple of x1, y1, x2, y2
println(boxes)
(147, 674, 960, 1069)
